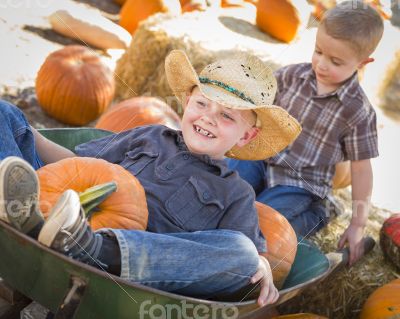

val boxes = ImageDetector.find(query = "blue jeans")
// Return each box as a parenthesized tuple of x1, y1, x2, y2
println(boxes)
(227, 159, 329, 237)
(106, 229, 259, 298)
(0, 100, 43, 169)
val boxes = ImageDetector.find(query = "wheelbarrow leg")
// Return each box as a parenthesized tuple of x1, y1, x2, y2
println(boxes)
(0, 278, 31, 319)
(50, 276, 87, 319)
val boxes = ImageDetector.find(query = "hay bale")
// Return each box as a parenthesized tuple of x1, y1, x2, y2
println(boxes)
(277, 189, 400, 319)
(379, 51, 400, 118)
(114, 6, 315, 114)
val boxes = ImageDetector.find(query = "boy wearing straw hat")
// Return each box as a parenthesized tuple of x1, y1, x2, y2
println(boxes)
(0, 50, 300, 306)
(228, 0, 384, 266)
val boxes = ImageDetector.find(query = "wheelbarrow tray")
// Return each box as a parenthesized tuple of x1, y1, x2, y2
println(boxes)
(0, 128, 345, 318)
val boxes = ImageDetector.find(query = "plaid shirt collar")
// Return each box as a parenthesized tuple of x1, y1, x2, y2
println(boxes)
(297, 65, 360, 104)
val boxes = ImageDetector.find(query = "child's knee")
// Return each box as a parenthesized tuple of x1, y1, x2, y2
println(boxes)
(228, 231, 259, 276)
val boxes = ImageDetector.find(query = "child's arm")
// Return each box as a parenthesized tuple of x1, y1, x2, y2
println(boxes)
(338, 159, 373, 265)
(252, 255, 279, 307)
(31, 126, 76, 165)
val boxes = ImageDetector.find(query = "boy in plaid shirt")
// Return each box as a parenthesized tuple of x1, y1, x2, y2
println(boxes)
(228, 0, 384, 265)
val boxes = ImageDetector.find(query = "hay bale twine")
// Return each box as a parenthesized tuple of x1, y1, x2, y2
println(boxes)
(379, 51, 400, 118)
(114, 6, 315, 114)
(277, 189, 400, 319)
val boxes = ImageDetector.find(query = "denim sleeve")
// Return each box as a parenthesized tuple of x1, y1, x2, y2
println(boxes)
(218, 193, 267, 253)
(75, 126, 151, 164)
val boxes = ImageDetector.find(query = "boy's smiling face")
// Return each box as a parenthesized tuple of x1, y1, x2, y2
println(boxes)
(312, 27, 372, 94)
(181, 87, 259, 160)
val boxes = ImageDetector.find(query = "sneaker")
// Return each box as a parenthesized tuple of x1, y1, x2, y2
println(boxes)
(38, 190, 106, 269)
(0, 156, 44, 236)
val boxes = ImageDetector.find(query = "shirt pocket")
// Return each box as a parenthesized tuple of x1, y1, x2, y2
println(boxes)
(120, 149, 158, 175)
(165, 177, 224, 231)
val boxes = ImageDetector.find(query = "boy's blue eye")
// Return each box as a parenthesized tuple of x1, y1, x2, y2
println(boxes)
(332, 60, 341, 66)
(197, 101, 206, 108)
(222, 112, 234, 121)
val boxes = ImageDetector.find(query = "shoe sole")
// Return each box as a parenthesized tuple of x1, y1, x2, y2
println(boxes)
(38, 190, 80, 247)
(0, 157, 40, 233)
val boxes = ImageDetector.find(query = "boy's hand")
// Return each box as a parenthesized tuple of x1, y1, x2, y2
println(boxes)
(338, 223, 365, 266)
(251, 255, 279, 307)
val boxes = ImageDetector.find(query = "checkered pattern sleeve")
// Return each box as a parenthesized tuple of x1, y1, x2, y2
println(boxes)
(342, 107, 379, 161)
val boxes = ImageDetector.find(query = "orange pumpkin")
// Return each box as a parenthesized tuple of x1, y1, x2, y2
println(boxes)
(179, 0, 190, 6)
(120, 0, 181, 34)
(256, 0, 301, 43)
(332, 161, 351, 189)
(37, 157, 148, 231)
(273, 314, 328, 319)
(360, 278, 400, 319)
(221, 0, 247, 7)
(256, 202, 297, 289)
(95, 97, 181, 132)
(182, 0, 208, 12)
(35, 45, 115, 126)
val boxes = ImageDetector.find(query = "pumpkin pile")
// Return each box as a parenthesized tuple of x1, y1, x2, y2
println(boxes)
(36, 45, 115, 126)
(380, 213, 400, 270)
(37, 157, 148, 231)
(95, 97, 181, 132)
(256, 202, 298, 289)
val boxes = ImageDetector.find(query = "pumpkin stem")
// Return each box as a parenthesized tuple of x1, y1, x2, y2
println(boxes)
(79, 181, 117, 219)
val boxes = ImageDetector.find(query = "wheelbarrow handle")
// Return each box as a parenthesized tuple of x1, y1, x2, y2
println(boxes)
(328, 236, 376, 273)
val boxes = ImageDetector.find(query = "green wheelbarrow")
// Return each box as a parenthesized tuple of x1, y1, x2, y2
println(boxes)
(0, 128, 375, 319)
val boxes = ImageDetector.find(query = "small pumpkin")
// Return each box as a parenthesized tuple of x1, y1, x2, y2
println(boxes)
(36, 45, 115, 126)
(360, 278, 400, 319)
(95, 97, 181, 132)
(256, 0, 301, 43)
(182, 0, 208, 12)
(273, 314, 328, 319)
(380, 214, 400, 270)
(332, 161, 351, 189)
(120, 0, 181, 34)
(256, 202, 297, 289)
(221, 0, 247, 7)
(37, 157, 148, 231)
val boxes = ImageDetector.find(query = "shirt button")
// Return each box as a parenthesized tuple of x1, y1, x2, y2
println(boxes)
(183, 154, 190, 160)
(166, 163, 175, 171)
(203, 192, 210, 200)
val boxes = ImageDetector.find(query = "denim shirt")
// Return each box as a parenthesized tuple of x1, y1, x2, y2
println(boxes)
(75, 125, 266, 253)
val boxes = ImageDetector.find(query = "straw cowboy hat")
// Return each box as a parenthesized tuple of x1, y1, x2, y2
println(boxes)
(165, 50, 301, 160)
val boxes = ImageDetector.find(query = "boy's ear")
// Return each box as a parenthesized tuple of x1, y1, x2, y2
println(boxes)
(358, 57, 374, 69)
(236, 127, 260, 148)
(185, 93, 191, 107)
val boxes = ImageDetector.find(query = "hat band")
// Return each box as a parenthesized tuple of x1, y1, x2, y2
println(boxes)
(199, 77, 255, 105)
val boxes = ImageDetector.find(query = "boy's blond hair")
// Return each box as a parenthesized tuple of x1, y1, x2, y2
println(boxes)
(320, 0, 384, 58)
